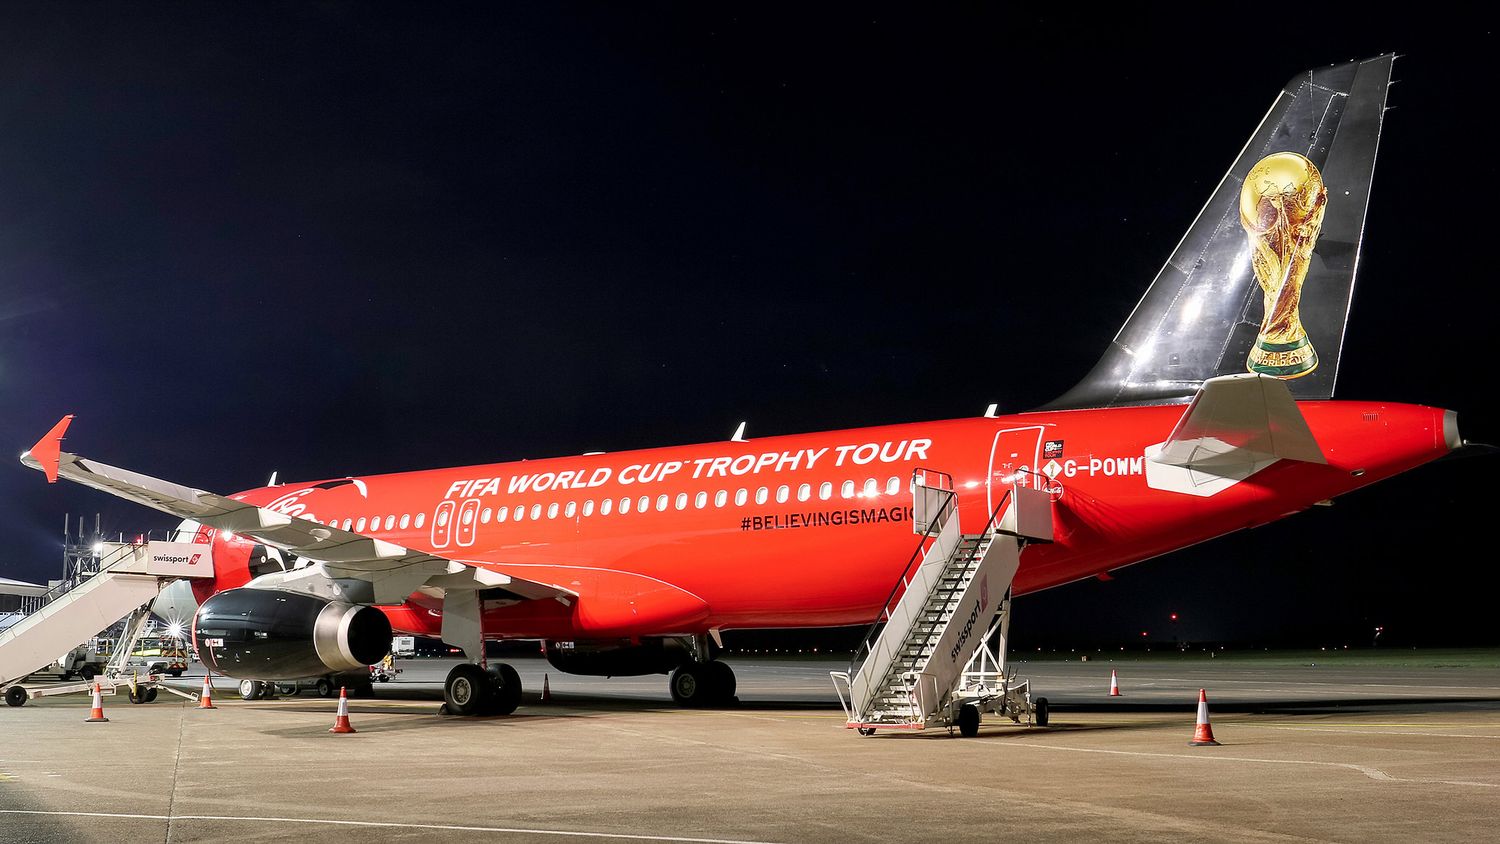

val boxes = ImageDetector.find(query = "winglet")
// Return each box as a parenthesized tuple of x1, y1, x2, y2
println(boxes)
(23, 415, 74, 483)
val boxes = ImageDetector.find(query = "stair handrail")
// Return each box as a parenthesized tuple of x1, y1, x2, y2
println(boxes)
(16, 527, 199, 615)
(846, 468, 958, 677)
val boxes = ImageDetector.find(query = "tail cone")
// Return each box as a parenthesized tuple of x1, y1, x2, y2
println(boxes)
(85, 683, 109, 723)
(329, 686, 356, 734)
(1190, 688, 1220, 746)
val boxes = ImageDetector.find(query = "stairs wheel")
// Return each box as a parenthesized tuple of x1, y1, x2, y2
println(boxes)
(1034, 697, 1049, 727)
(145, 687, 158, 703)
(957, 703, 980, 738)
(4, 686, 28, 707)
(857, 727, 876, 736)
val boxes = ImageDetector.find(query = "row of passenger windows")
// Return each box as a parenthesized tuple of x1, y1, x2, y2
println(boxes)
(322, 476, 906, 533)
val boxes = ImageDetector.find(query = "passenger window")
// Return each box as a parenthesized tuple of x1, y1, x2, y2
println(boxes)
(601, 498, 613, 515)
(819, 482, 832, 500)
(513, 504, 525, 521)
(639, 495, 651, 513)
(547, 502, 559, 519)
(887, 476, 901, 495)
(414, 513, 426, 529)
(480, 508, 492, 524)
(675, 493, 688, 510)
(863, 478, 878, 497)
(383, 515, 395, 530)
(656, 494, 668, 512)
(735, 488, 748, 506)
(776, 485, 789, 503)
(714, 490, 727, 507)
(583, 500, 595, 517)
(695, 491, 707, 509)
(356, 517, 368, 532)
(841, 480, 855, 499)
(496, 507, 508, 523)
(461, 508, 474, 525)
(530, 504, 542, 520)
(399, 514, 410, 529)
(797, 483, 811, 502)
(755, 487, 768, 505)
(343, 519, 354, 531)
(565, 501, 577, 518)
(620, 497, 632, 514)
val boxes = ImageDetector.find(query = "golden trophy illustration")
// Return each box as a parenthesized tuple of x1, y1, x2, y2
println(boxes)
(1239, 151, 1327, 378)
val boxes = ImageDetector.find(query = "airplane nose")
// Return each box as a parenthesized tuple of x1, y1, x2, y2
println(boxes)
(151, 579, 199, 625)
(1443, 409, 1463, 452)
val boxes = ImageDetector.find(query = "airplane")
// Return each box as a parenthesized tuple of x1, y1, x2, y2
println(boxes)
(18, 55, 1466, 717)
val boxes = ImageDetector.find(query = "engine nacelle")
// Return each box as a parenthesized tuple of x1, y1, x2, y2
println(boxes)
(194, 588, 391, 680)
(543, 638, 688, 677)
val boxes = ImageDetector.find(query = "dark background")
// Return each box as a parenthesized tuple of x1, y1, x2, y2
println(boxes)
(1, 6, 1495, 648)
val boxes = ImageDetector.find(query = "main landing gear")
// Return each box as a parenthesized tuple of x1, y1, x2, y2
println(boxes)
(443, 663, 522, 716)
(668, 635, 737, 707)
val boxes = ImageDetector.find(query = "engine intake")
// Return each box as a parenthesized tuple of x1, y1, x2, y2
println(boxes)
(194, 588, 391, 679)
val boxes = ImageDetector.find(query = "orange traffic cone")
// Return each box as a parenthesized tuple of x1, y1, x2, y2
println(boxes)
(1109, 669, 1121, 697)
(85, 683, 109, 723)
(328, 686, 356, 734)
(198, 675, 218, 709)
(1189, 688, 1220, 746)
(540, 673, 552, 703)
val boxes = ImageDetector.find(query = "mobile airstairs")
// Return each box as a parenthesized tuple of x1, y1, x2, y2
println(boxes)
(0, 534, 213, 707)
(831, 468, 1055, 736)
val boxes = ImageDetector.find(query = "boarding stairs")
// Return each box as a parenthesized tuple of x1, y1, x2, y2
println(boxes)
(831, 468, 1055, 735)
(0, 534, 213, 698)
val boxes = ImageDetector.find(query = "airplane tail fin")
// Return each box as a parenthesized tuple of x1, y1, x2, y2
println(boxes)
(1045, 55, 1394, 410)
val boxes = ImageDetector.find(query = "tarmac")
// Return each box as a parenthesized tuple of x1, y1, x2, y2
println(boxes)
(2, 653, 1498, 843)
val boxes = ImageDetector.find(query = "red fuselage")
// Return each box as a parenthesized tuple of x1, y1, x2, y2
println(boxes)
(205, 400, 1449, 642)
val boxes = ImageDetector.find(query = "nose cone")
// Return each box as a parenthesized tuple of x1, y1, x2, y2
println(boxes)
(151, 579, 199, 627)
(1443, 409, 1463, 452)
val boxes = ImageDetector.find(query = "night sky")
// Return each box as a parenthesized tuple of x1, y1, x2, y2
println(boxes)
(2, 7, 1496, 647)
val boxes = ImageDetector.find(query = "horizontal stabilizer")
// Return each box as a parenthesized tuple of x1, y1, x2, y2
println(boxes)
(1153, 373, 1325, 469)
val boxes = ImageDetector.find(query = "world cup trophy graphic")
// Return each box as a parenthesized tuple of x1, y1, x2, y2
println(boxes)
(1240, 151, 1327, 378)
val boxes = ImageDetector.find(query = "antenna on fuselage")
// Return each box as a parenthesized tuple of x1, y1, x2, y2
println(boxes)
(983, 404, 999, 418)
(730, 421, 748, 442)
(268, 470, 279, 486)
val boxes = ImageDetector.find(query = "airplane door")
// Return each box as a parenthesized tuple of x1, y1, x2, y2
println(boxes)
(431, 500, 456, 548)
(987, 426, 1045, 519)
(456, 499, 479, 547)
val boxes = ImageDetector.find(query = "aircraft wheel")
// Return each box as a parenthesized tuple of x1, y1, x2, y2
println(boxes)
(1034, 697, 1049, 727)
(856, 727, 876, 736)
(705, 660, 736, 705)
(315, 678, 334, 697)
(481, 663, 522, 715)
(5, 686, 28, 707)
(444, 664, 489, 716)
(239, 679, 264, 701)
(669, 664, 708, 707)
(957, 703, 980, 738)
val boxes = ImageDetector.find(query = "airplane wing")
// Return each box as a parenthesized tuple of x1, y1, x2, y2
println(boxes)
(20, 417, 575, 606)
(1151, 373, 1326, 469)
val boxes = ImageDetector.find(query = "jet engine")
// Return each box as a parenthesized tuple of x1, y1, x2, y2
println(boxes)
(543, 638, 689, 677)
(194, 588, 391, 680)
